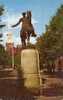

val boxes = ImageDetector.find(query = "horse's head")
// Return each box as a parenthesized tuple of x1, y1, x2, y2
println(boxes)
(27, 11, 32, 19)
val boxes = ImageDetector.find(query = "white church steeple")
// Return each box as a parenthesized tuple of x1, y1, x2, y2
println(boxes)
(6, 32, 13, 43)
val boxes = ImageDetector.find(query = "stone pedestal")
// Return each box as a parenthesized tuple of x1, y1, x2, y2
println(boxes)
(21, 49, 40, 89)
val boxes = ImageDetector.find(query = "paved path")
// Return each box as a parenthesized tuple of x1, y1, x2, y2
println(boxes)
(37, 71, 63, 100)
(0, 68, 63, 100)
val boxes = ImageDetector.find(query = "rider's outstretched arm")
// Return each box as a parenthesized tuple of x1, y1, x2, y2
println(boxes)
(11, 18, 22, 27)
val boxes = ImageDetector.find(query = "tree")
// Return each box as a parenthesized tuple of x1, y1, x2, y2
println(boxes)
(0, 5, 5, 44)
(36, 5, 63, 71)
(0, 5, 10, 68)
(0, 45, 12, 68)
(0, 5, 4, 16)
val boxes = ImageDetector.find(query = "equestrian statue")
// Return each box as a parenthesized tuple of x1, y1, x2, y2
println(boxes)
(11, 11, 36, 48)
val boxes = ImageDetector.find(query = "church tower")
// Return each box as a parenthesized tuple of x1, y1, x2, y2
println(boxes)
(6, 32, 14, 55)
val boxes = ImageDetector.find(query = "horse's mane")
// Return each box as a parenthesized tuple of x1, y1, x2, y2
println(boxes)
(27, 11, 32, 23)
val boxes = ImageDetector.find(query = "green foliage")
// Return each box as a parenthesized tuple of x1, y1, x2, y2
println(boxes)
(0, 5, 4, 16)
(0, 45, 12, 67)
(26, 43, 36, 49)
(36, 4, 63, 70)
(0, 5, 5, 43)
(14, 53, 21, 67)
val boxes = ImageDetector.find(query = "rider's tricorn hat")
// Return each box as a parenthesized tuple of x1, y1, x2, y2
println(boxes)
(22, 12, 26, 16)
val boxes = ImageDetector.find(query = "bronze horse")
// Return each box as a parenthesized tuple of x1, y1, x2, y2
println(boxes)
(12, 11, 36, 48)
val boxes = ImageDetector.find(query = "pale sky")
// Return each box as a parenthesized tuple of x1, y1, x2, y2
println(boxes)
(0, 0, 63, 46)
